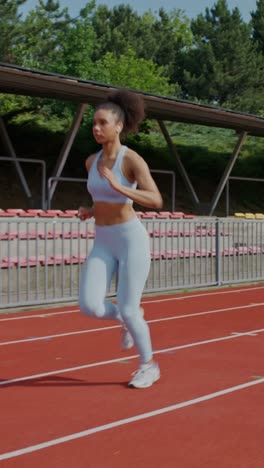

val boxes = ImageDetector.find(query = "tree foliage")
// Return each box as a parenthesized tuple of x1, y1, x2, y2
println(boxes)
(177, 0, 264, 110)
(251, 0, 264, 54)
(1, 0, 264, 120)
(0, 0, 26, 62)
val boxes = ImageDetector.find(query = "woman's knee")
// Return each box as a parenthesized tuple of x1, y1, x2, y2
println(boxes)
(79, 297, 105, 318)
(121, 305, 141, 325)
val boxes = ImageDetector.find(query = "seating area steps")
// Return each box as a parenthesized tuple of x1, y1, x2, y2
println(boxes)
(1, 246, 263, 268)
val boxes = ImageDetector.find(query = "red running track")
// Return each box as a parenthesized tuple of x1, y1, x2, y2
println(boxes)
(1, 284, 264, 467)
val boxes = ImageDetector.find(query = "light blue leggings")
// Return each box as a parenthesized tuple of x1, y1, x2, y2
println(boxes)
(79, 217, 153, 364)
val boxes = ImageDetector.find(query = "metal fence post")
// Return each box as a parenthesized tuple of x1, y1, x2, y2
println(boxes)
(215, 218, 221, 285)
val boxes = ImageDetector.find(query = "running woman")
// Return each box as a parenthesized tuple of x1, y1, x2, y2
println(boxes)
(78, 89, 163, 388)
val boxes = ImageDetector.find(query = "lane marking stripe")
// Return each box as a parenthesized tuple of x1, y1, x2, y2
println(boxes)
(1, 285, 264, 321)
(1, 302, 264, 346)
(1, 327, 264, 387)
(0, 377, 263, 461)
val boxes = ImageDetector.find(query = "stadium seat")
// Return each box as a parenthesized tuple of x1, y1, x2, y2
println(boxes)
(180, 230, 195, 237)
(0, 210, 16, 217)
(0, 232, 17, 240)
(167, 229, 180, 237)
(162, 250, 179, 259)
(141, 212, 158, 219)
(244, 213, 255, 219)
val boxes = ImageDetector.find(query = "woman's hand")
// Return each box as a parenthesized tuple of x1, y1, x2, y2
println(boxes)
(77, 206, 94, 221)
(98, 166, 120, 191)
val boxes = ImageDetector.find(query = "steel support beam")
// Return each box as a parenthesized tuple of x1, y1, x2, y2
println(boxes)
(48, 103, 87, 204)
(0, 117, 33, 204)
(209, 131, 247, 216)
(158, 120, 200, 206)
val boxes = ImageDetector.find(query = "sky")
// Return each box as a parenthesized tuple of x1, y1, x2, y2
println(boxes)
(20, 0, 257, 22)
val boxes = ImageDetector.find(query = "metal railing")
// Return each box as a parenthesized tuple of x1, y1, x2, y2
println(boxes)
(0, 156, 47, 209)
(1, 217, 264, 309)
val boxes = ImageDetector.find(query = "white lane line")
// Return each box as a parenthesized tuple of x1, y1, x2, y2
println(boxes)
(1, 302, 264, 347)
(1, 327, 264, 387)
(1, 285, 264, 322)
(231, 332, 259, 337)
(0, 309, 79, 322)
(1, 377, 264, 461)
(143, 285, 264, 303)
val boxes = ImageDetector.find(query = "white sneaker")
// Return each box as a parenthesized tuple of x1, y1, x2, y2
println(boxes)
(128, 362, 160, 389)
(120, 326, 134, 350)
(120, 307, 144, 351)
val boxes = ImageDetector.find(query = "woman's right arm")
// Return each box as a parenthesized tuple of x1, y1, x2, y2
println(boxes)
(77, 155, 96, 221)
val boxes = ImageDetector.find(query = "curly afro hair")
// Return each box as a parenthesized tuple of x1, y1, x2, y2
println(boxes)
(97, 89, 145, 136)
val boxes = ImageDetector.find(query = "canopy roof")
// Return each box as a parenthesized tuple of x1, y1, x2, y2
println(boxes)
(1, 62, 264, 137)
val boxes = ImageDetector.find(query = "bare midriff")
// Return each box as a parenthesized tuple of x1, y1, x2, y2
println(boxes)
(93, 202, 136, 226)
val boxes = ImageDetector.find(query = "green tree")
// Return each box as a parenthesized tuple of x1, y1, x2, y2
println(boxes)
(91, 4, 193, 84)
(151, 8, 193, 80)
(16, 0, 72, 70)
(251, 0, 264, 54)
(0, 0, 26, 62)
(55, 2, 97, 78)
(91, 48, 178, 96)
(91, 4, 155, 60)
(178, 0, 264, 106)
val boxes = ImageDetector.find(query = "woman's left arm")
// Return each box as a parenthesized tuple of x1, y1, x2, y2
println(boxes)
(99, 153, 163, 209)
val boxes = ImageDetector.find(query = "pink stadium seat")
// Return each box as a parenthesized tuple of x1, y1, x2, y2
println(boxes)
(0, 232, 17, 240)
(38, 231, 61, 239)
(64, 209, 78, 215)
(38, 210, 63, 218)
(158, 211, 172, 218)
(2, 256, 27, 267)
(222, 248, 238, 256)
(169, 212, 184, 219)
(6, 208, 26, 215)
(150, 250, 163, 259)
(72, 254, 86, 263)
(17, 231, 39, 240)
(236, 247, 249, 254)
(195, 249, 211, 257)
(0, 211, 16, 217)
(180, 249, 195, 258)
(48, 255, 64, 264)
(167, 229, 180, 237)
(148, 229, 165, 237)
(248, 246, 263, 254)
(163, 250, 179, 259)
(156, 212, 170, 219)
(26, 209, 44, 215)
(1, 259, 16, 268)
(64, 256, 80, 264)
(142, 211, 158, 219)
(60, 231, 80, 239)
(18, 212, 37, 217)
(196, 229, 209, 236)
(81, 230, 95, 238)
(180, 230, 195, 237)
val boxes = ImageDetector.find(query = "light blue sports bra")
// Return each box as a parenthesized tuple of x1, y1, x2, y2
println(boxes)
(87, 145, 137, 204)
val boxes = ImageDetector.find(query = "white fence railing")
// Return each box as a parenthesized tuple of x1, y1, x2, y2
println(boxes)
(1, 217, 264, 309)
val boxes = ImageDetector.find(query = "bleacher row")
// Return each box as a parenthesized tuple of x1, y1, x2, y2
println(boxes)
(0, 228, 231, 240)
(234, 212, 264, 219)
(1, 209, 264, 269)
(0, 208, 195, 219)
(1, 208, 264, 219)
(1, 246, 263, 269)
